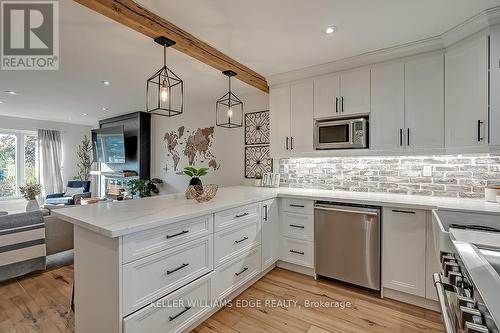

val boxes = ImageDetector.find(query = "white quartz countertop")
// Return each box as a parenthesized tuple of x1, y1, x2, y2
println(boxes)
(54, 186, 500, 238)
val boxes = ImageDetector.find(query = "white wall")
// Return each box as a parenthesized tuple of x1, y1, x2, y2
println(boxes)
(0, 115, 93, 186)
(151, 91, 269, 194)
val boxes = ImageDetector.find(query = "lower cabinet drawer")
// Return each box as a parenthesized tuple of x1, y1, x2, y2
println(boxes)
(123, 235, 213, 315)
(215, 219, 261, 266)
(280, 198, 314, 215)
(123, 272, 213, 333)
(281, 212, 314, 241)
(214, 203, 261, 232)
(280, 237, 314, 268)
(212, 246, 262, 300)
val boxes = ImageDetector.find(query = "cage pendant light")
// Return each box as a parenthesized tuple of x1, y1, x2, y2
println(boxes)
(146, 36, 183, 117)
(216, 70, 243, 128)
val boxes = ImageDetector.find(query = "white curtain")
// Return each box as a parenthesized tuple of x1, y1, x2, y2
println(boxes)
(38, 129, 64, 195)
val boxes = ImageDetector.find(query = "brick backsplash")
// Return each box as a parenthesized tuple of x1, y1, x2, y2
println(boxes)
(279, 154, 500, 198)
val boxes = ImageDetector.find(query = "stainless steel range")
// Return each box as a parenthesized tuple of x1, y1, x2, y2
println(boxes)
(433, 227, 500, 333)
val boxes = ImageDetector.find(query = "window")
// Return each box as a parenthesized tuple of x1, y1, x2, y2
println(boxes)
(0, 131, 38, 199)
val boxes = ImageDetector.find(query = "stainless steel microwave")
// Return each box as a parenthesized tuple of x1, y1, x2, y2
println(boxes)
(314, 117, 368, 150)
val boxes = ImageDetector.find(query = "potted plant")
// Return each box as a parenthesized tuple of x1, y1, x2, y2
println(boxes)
(19, 182, 42, 211)
(128, 178, 163, 198)
(183, 167, 208, 199)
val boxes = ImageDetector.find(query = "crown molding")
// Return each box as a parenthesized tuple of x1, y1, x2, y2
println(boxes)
(268, 5, 500, 87)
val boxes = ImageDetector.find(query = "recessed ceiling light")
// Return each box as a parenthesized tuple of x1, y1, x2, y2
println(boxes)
(324, 25, 337, 35)
(0, 101, 4, 104)
(101, 80, 112, 86)
(102, 107, 109, 111)
(5, 90, 17, 95)
(81, 113, 88, 116)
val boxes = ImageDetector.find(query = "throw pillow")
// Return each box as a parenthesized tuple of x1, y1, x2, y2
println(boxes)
(65, 187, 85, 196)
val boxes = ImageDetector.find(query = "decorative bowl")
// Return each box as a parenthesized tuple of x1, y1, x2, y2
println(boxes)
(188, 184, 218, 203)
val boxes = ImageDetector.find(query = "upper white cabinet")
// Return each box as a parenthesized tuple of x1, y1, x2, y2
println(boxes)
(269, 80, 313, 155)
(382, 207, 427, 298)
(490, 26, 500, 149)
(445, 34, 489, 151)
(371, 52, 444, 152)
(404, 53, 444, 151)
(314, 68, 370, 119)
(371, 62, 405, 151)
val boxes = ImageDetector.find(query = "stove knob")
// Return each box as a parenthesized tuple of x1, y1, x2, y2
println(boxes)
(443, 261, 460, 277)
(457, 295, 476, 308)
(464, 322, 489, 333)
(448, 271, 463, 285)
(460, 306, 483, 328)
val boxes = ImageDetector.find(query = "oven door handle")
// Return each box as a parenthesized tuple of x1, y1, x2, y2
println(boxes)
(349, 122, 355, 145)
(433, 273, 457, 333)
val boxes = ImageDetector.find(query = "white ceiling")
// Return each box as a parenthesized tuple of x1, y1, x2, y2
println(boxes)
(0, 0, 499, 125)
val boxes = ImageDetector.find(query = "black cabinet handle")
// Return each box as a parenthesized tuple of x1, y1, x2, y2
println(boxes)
(407, 128, 410, 146)
(290, 249, 304, 255)
(263, 205, 268, 221)
(400, 129, 403, 146)
(289, 204, 305, 208)
(234, 236, 248, 244)
(286, 137, 289, 150)
(341, 96, 344, 113)
(290, 137, 294, 150)
(166, 230, 189, 239)
(235, 267, 249, 276)
(169, 307, 191, 321)
(290, 224, 305, 229)
(392, 209, 415, 215)
(477, 120, 484, 142)
(235, 212, 249, 218)
(335, 97, 339, 113)
(166, 263, 189, 275)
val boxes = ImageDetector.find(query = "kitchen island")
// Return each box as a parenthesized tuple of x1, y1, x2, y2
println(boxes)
(55, 186, 500, 333)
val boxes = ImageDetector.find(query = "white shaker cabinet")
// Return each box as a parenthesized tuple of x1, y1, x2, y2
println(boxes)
(269, 80, 313, 155)
(313, 68, 370, 119)
(404, 52, 444, 151)
(261, 198, 279, 271)
(445, 34, 489, 151)
(490, 26, 500, 148)
(382, 207, 426, 298)
(371, 62, 405, 151)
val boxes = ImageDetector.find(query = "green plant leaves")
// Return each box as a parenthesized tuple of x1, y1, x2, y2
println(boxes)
(183, 166, 209, 177)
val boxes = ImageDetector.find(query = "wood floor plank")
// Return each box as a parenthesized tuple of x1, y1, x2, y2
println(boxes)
(0, 257, 443, 333)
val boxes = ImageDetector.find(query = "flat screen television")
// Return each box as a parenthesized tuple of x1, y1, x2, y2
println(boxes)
(92, 126, 126, 163)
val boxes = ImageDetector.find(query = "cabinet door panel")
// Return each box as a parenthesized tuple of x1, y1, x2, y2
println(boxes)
(313, 74, 340, 119)
(270, 85, 291, 154)
(262, 198, 279, 271)
(371, 62, 405, 151)
(290, 80, 313, 153)
(382, 207, 426, 297)
(340, 68, 371, 115)
(405, 53, 444, 150)
(445, 35, 488, 149)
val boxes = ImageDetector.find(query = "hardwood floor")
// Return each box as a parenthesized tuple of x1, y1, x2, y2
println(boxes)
(0, 261, 443, 333)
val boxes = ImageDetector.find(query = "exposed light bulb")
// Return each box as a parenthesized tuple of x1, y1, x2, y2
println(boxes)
(227, 108, 233, 118)
(160, 81, 169, 102)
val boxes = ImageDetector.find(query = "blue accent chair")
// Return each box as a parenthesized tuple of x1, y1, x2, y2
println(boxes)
(45, 181, 91, 205)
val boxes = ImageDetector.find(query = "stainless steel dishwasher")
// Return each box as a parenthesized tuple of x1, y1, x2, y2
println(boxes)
(314, 201, 381, 291)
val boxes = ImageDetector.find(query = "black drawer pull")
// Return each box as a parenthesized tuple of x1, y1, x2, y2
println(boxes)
(235, 212, 249, 218)
(234, 236, 249, 244)
(166, 263, 189, 275)
(290, 224, 305, 229)
(290, 249, 304, 255)
(289, 204, 305, 208)
(235, 267, 249, 276)
(263, 205, 268, 221)
(166, 230, 189, 239)
(392, 209, 415, 215)
(169, 307, 191, 321)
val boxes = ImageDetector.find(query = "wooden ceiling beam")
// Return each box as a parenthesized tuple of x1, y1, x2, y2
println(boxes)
(74, 0, 269, 93)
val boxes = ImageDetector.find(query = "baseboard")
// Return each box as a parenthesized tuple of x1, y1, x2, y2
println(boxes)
(383, 288, 440, 312)
(276, 260, 315, 277)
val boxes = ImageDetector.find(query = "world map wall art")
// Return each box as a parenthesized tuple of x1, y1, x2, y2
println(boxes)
(244, 111, 272, 178)
(164, 126, 221, 174)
